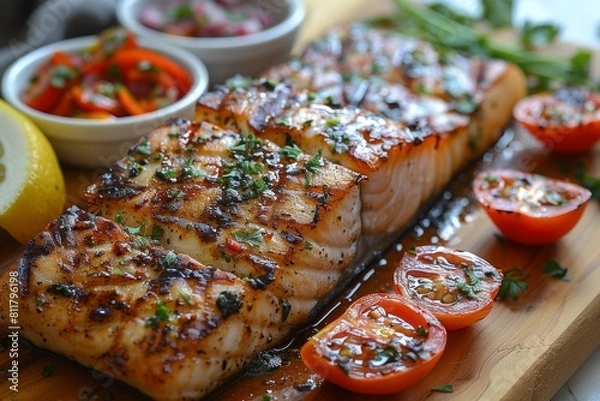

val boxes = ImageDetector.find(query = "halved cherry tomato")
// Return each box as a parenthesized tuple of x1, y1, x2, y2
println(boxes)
(473, 169, 592, 245)
(394, 246, 502, 330)
(513, 87, 600, 154)
(300, 293, 446, 395)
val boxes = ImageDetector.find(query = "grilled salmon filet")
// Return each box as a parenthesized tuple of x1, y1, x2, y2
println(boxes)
(85, 118, 363, 328)
(0, 206, 287, 400)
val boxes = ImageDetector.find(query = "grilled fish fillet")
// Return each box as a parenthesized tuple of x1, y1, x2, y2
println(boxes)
(85, 118, 363, 327)
(195, 78, 473, 235)
(0, 206, 286, 400)
(195, 25, 526, 235)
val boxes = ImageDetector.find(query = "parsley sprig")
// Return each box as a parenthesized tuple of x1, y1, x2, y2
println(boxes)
(543, 260, 571, 281)
(375, 0, 592, 91)
(497, 267, 528, 301)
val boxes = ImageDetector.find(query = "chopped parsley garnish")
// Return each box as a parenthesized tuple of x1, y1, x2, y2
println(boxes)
(304, 241, 313, 250)
(160, 251, 179, 269)
(135, 138, 152, 155)
(417, 326, 429, 337)
(280, 144, 302, 160)
(181, 157, 204, 180)
(304, 150, 324, 187)
(114, 211, 142, 236)
(150, 226, 165, 241)
(155, 167, 177, 182)
(274, 116, 292, 126)
(326, 117, 341, 127)
(47, 283, 79, 297)
(431, 384, 454, 393)
(146, 301, 171, 328)
(497, 267, 528, 301)
(221, 134, 272, 201)
(233, 229, 264, 247)
(167, 188, 184, 200)
(49, 65, 78, 88)
(543, 259, 571, 281)
(370, 347, 401, 367)
(179, 291, 194, 305)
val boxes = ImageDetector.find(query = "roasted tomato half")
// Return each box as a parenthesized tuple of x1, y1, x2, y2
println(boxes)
(394, 246, 503, 330)
(300, 293, 446, 395)
(513, 86, 600, 154)
(473, 169, 591, 245)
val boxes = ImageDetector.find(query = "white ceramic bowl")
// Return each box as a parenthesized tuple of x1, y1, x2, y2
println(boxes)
(1, 36, 209, 169)
(117, 0, 306, 85)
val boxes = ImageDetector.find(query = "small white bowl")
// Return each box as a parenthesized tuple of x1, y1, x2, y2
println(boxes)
(1, 36, 209, 169)
(117, 0, 306, 85)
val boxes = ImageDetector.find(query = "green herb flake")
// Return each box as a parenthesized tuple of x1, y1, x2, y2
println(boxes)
(179, 291, 194, 305)
(304, 241, 313, 250)
(417, 325, 429, 337)
(543, 260, 571, 281)
(146, 301, 171, 328)
(233, 229, 263, 247)
(49, 66, 78, 88)
(114, 211, 142, 236)
(431, 383, 454, 393)
(326, 117, 341, 127)
(181, 157, 204, 180)
(274, 116, 292, 126)
(497, 267, 528, 301)
(135, 138, 152, 155)
(304, 150, 324, 187)
(155, 167, 178, 182)
(150, 226, 165, 241)
(280, 144, 303, 160)
(160, 251, 179, 269)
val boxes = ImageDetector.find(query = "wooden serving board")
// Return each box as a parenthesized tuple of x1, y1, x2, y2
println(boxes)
(2, 1, 600, 400)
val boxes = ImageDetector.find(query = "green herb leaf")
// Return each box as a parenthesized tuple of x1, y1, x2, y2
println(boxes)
(160, 251, 179, 269)
(431, 384, 454, 393)
(481, 0, 513, 28)
(568, 50, 593, 84)
(304, 150, 324, 187)
(233, 229, 263, 247)
(135, 138, 152, 155)
(179, 291, 194, 305)
(575, 164, 600, 199)
(497, 267, 528, 301)
(543, 260, 571, 281)
(520, 20, 561, 50)
(151, 226, 164, 241)
(280, 144, 303, 160)
(146, 301, 171, 328)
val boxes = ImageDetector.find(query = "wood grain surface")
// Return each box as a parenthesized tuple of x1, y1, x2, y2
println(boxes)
(1, 1, 600, 400)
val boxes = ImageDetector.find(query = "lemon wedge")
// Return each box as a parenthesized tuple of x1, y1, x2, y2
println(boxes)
(0, 100, 66, 243)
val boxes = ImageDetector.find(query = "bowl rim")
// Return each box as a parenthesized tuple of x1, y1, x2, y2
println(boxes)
(117, 0, 306, 50)
(1, 35, 209, 129)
